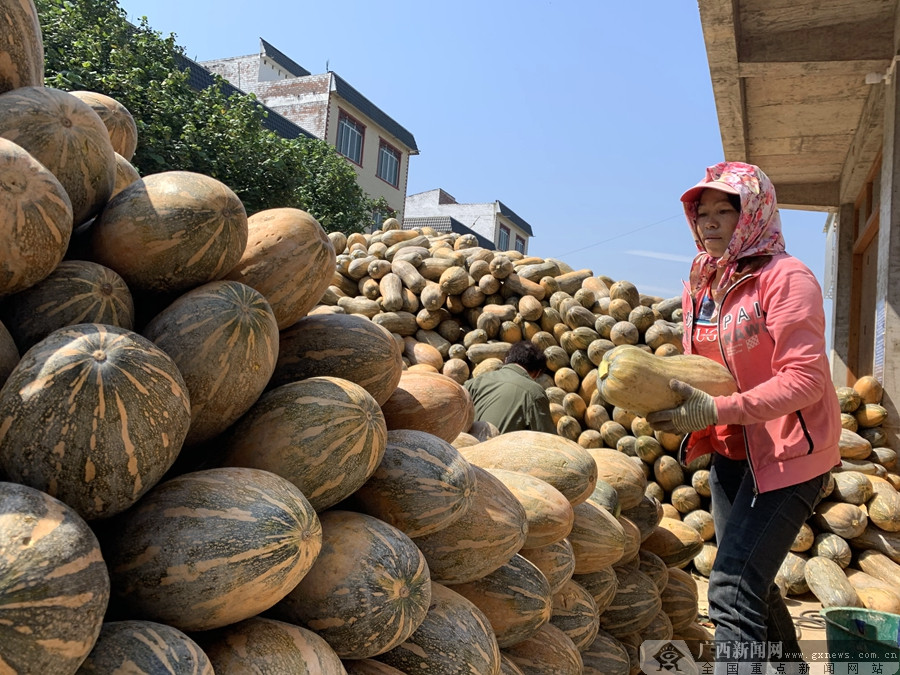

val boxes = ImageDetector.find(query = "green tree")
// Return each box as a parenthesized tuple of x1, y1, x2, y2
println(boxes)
(35, 0, 387, 233)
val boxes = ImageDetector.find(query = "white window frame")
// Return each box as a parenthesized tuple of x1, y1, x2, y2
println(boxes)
(498, 225, 510, 250)
(336, 110, 364, 165)
(376, 139, 401, 188)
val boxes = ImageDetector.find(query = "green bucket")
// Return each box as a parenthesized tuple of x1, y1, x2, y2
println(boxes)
(820, 607, 900, 670)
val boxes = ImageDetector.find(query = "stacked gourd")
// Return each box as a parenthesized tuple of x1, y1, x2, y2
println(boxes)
(0, 5, 721, 674)
(776, 376, 900, 613)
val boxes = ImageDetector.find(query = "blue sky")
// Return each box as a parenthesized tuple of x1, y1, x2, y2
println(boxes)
(116, 0, 831, 305)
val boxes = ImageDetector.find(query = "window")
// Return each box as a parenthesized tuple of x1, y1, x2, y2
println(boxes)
(515, 236, 525, 254)
(498, 225, 510, 250)
(377, 140, 401, 187)
(336, 111, 364, 164)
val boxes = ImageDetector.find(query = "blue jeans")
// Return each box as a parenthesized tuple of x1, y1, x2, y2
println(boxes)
(707, 454, 828, 674)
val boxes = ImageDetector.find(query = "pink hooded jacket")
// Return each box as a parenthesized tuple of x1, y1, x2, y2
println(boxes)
(680, 163, 841, 494)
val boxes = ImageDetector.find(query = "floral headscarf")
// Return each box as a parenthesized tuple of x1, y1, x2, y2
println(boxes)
(683, 162, 785, 296)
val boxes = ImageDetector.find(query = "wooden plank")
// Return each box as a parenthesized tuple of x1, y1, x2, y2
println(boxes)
(738, 3, 894, 62)
(749, 133, 854, 156)
(740, 0, 892, 34)
(767, 181, 840, 210)
(746, 103, 868, 137)
(750, 153, 841, 176)
(854, 211, 880, 254)
(699, 0, 748, 159)
(738, 59, 892, 79)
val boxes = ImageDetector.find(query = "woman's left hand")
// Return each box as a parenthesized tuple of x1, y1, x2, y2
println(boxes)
(646, 379, 718, 434)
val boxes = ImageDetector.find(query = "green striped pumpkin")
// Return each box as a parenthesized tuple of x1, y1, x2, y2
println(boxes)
(142, 280, 279, 446)
(451, 553, 552, 648)
(868, 488, 900, 532)
(580, 629, 630, 675)
(272, 312, 403, 406)
(830, 470, 874, 504)
(344, 661, 405, 675)
(499, 655, 527, 675)
(810, 532, 853, 569)
(91, 171, 248, 295)
(0, 323, 191, 520)
(549, 578, 600, 652)
(638, 549, 670, 593)
(353, 428, 475, 537)
(643, 609, 674, 641)
(222, 376, 386, 512)
(0, 481, 110, 673)
(1, 260, 133, 351)
(272, 510, 431, 659)
(804, 556, 862, 608)
(0, 318, 18, 387)
(586, 447, 647, 510)
(485, 468, 574, 548)
(617, 632, 643, 674)
(76, 620, 213, 675)
(197, 617, 345, 674)
(660, 566, 699, 632)
(501, 623, 583, 675)
(617, 514, 642, 565)
(224, 207, 336, 329)
(0, 86, 115, 226)
(102, 467, 322, 631)
(571, 566, 619, 614)
(568, 497, 626, 573)
(598, 566, 662, 637)
(586, 478, 621, 517)
(520, 538, 577, 596)
(0, 137, 73, 296)
(69, 91, 138, 161)
(620, 494, 663, 542)
(412, 465, 528, 585)
(374, 582, 501, 675)
(641, 517, 704, 568)
(459, 430, 598, 506)
(0, 0, 43, 94)
(112, 152, 141, 198)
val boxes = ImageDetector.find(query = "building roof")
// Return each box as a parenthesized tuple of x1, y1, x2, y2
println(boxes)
(697, 0, 895, 210)
(332, 73, 419, 153)
(259, 38, 310, 77)
(402, 216, 495, 249)
(175, 53, 316, 140)
(497, 201, 534, 236)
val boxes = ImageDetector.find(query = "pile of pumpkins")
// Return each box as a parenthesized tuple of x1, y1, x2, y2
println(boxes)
(1, 3, 712, 674)
(3, 2, 898, 674)
(776, 379, 900, 612)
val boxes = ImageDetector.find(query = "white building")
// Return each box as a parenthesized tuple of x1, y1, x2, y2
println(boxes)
(404, 189, 534, 253)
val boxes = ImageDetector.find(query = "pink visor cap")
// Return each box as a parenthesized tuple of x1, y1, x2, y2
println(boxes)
(680, 177, 741, 203)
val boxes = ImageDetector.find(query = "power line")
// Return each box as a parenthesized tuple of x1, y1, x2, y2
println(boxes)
(547, 212, 683, 260)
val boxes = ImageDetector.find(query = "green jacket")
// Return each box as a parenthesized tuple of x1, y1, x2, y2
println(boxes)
(463, 364, 555, 434)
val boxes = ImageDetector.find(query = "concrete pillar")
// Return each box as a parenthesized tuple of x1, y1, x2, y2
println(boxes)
(875, 71, 900, 449)
(829, 203, 856, 386)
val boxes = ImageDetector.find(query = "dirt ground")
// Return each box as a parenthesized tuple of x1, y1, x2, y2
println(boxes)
(693, 573, 829, 660)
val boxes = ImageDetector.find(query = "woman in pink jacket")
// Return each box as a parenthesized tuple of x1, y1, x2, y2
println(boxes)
(647, 162, 841, 674)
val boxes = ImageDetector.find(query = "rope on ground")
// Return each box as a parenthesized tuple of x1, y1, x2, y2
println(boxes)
(794, 609, 826, 630)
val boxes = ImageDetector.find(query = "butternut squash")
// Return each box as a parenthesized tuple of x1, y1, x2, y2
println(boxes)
(597, 345, 737, 417)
